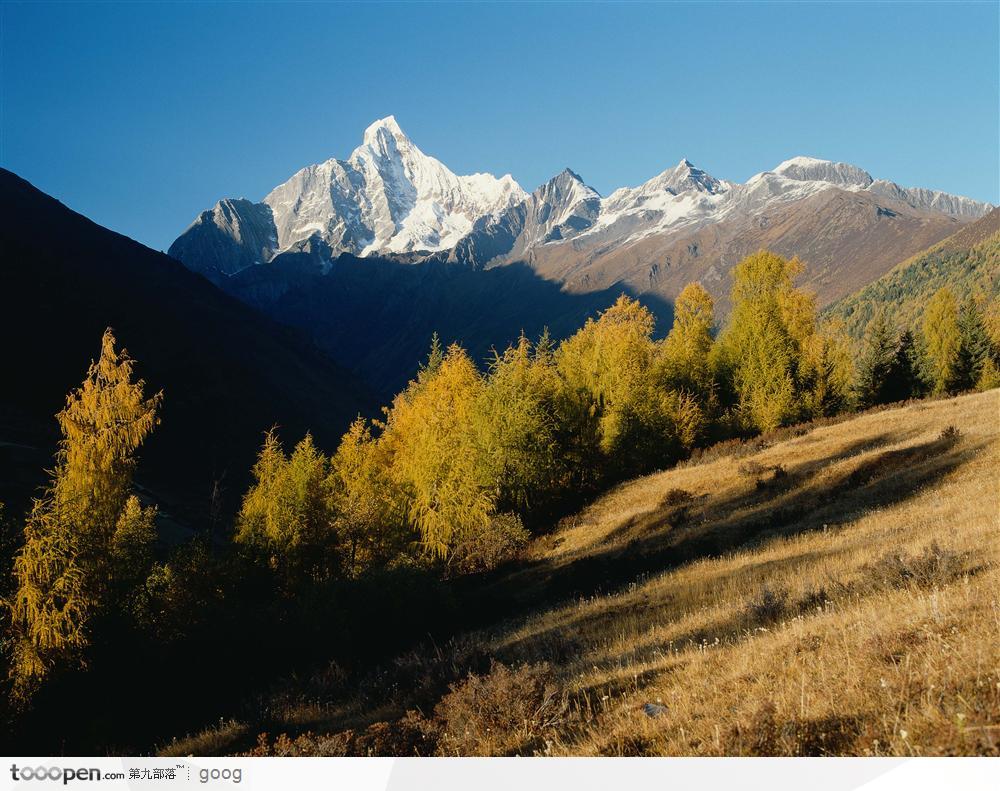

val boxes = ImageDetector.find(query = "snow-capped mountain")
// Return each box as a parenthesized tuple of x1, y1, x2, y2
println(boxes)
(556, 154, 989, 251)
(165, 118, 995, 397)
(170, 117, 992, 291)
(448, 168, 602, 268)
(170, 116, 525, 281)
(440, 155, 992, 270)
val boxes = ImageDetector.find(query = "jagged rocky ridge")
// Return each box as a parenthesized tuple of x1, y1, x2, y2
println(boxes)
(170, 120, 993, 283)
(170, 116, 524, 282)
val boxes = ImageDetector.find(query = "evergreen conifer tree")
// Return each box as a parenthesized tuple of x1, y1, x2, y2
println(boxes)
(855, 310, 898, 408)
(954, 297, 992, 391)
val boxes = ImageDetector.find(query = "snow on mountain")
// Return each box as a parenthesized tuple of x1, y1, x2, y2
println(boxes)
(742, 157, 988, 219)
(554, 155, 992, 255)
(772, 156, 873, 188)
(170, 119, 993, 283)
(587, 159, 732, 245)
(448, 168, 602, 267)
(265, 116, 525, 257)
(170, 116, 524, 279)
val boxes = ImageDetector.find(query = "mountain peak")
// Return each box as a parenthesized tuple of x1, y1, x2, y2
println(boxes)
(362, 115, 408, 147)
(553, 167, 586, 185)
(773, 156, 873, 188)
(649, 158, 722, 195)
(774, 155, 829, 169)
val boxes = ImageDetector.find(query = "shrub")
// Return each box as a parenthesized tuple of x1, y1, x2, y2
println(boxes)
(744, 587, 788, 626)
(433, 661, 567, 756)
(862, 542, 966, 591)
(448, 513, 530, 575)
(939, 425, 962, 442)
(659, 488, 693, 508)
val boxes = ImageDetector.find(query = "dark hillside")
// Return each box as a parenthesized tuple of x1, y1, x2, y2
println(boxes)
(0, 169, 373, 519)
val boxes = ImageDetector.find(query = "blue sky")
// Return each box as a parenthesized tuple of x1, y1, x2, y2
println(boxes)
(2, 1, 997, 251)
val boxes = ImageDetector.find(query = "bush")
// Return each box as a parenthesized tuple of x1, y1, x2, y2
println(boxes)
(744, 587, 788, 626)
(448, 513, 530, 575)
(433, 661, 567, 756)
(939, 425, 962, 442)
(862, 542, 966, 591)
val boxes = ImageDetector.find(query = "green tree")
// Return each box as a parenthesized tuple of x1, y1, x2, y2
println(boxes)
(659, 282, 716, 400)
(714, 251, 811, 431)
(883, 329, 924, 403)
(8, 329, 160, 697)
(954, 297, 993, 391)
(235, 431, 339, 588)
(922, 287, 962, 394)
(382, 344, 492, 560)
(855, 310, 899, 408)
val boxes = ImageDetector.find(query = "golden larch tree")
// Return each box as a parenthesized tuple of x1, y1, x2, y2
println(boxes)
(9, 328, 161, 697)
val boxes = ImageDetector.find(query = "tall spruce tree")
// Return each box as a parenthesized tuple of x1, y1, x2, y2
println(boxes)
(856, 310, 899, 408)
(883, 329, 924, 403)
(954, 297, 993, 391)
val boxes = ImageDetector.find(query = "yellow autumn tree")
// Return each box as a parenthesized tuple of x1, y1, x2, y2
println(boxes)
(329, 417, 410, 576)
(381, 344, 492, 560)
(9, 328, 161, 697)
(800, 321, 855, 417)
(235, 431, 339, 587)
(659, 281, 716, 400)
(557, 295, 702, 477)
(474, 334, 563, 512)
(923, 287, 961, 394)
(713, 251, 812, 431)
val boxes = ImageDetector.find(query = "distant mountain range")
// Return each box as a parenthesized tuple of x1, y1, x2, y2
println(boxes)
(166, 117, 994, 394)
(171, 117, 990, 293)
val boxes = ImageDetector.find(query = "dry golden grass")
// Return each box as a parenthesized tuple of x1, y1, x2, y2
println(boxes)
(164, 390, 1000, 756)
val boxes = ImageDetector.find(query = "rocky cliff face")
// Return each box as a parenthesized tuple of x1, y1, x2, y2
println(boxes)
(167, 198, 277, 283)
(169, 116, 525, 278)
(447, 169, 601, 268)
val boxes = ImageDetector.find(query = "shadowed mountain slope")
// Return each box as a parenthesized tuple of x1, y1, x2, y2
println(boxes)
(0, 169, 373, 517)
(225, 250, 675, 397)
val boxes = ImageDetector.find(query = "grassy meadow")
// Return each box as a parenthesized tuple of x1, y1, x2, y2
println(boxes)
(163, 389, 1000, 757)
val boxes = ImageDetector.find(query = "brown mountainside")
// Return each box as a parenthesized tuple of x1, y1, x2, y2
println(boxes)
(526, 187, 970, 313)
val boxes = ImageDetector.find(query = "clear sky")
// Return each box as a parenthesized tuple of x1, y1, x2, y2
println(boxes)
(2, 1, 997, 252)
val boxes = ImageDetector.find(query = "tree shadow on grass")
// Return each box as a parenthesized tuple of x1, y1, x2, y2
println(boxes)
(457, 430, 982, 632)
(143, 429, 984, 756)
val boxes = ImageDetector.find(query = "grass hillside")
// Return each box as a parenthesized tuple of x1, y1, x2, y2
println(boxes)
(163, 389, 1000, 757)
(825, 208, 1000, 338)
